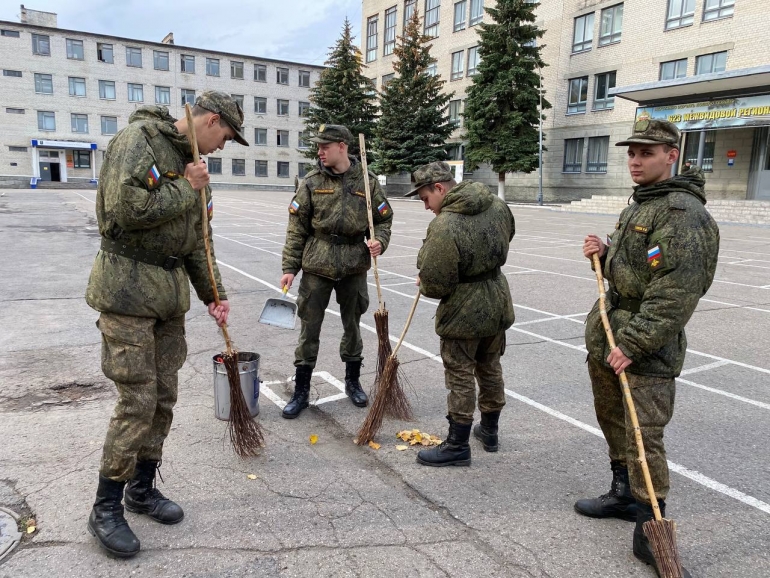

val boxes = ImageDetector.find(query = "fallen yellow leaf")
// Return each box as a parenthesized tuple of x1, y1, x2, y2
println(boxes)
(413, 432, 423, 443)
(409, 438, 419, 446)
(310, 434, 318, 445)
(368, 441, 381, 450)
(411, 429, 420, 434)
(27, 525, 36, 534)
(395, 445, 408, 451)
(247, 474, 257, 480)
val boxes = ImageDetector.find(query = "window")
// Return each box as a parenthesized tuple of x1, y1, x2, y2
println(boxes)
(660, 58, 687, 80)
(299, 131, 310, 149)
(231, 60, 244, 79)
(73, 150, 91, 168)
(704, 0, 734, 21)
(9, 146, 28, 152)
(66, 39, 84, 60)
(68, 77, 86, 97)
(567, 77, 589, 114)
(71, 113, 88, 133)
(255, 160, 268, 177)
(255, 128, 267, 145)
(228, 94, 243, 110)
(599, 4, 623, 46)
(454, 1, 467, 31)
(254, 64, 266, 82)
(277, 161, 290, 178)
(6, 108, 25, 114)
(451, 50, 464, 80)
(469, 0, 484, 26)
(696, 51, 727, 75)
(181, 89, 196, 106)
(128, 83, 144, 102)
(384, 7, 397, 55)
(298, 162, 310, 178)
(99, 80, 116, 100)
(299, 101, 310, 117)
(382, 73, 395, 87)
(593, 71, 616, 110)
(572, 13, 594, 52)
(277, 67, 289, 84)
(684, 130, 716, 171)
(97, 43, 113, 63)
(467, 46, 479, 76)
(404, 0, 416, 26)
(126, 47, 142, 67)
(563, 138, 584, 173)
(155, 86, 170, 105)
(299, 70, 311, 87)
(37, 111, 55, 131)
(277, 130, 290, 147)
(586, 137, 609, 173)
(425, 0, 441, 37)
(181, 54, 195, 73)
(32, 34, 50, 56)
(34, 73, 53, 94)
(254, 97, 267, 114)
(427, 62, 437, 76)
(1, 29, 20, 37)
(206, 58, 220, 76)
(666, 0, 695, 30)
(101, 115, 118, 135)
(449, 100, 462, 127)
(366, 15, 378, 62)
(277, 99, 290, 116)
(3, 69, 22, 77)
(154, 50, 169, 71)
(232, 159, 246, 176)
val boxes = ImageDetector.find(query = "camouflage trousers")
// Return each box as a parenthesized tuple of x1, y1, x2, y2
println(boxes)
(588, 356, 675, 503)
(97, 312, 187, 481)
(440, 331, 507, 425)
(294, 272, 369, 368)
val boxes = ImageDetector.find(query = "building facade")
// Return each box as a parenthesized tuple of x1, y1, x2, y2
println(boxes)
(0, 7, 323, 189)
(361, 0, 770, 202)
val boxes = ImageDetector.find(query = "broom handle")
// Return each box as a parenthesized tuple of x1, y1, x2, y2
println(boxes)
(184, 104, 234, 355)
(591, 255, 662, 522)
(391, 289, 421, 358)
(358, 133, 384, 312)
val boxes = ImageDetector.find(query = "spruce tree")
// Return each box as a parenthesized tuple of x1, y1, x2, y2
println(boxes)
(463, 0, 551, 200)
(304, 19, 378, 162)
(372, 10, 453, 175)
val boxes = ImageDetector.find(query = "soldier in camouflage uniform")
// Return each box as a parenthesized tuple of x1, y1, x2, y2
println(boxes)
(576, 120, 719, 577)
(85, 91, 248, 557)
(406, 162, 515, 467)
(280, 124, 393, 418)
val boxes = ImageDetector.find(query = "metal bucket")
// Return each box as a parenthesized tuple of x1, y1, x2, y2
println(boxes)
(212, 352, 260, 421)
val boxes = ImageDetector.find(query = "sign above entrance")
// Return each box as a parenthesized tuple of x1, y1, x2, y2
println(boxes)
(635, 94, 770, 131)
(31, 139, 97, 150)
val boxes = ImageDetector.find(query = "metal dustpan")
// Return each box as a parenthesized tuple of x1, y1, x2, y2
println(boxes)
(259, 286, 297, 330)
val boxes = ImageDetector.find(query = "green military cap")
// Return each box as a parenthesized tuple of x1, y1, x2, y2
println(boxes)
(195, 91, 249, 146)
(616, 118, 681, 149)
(309, 124, 353, 144)
(405, 161, 454, 197)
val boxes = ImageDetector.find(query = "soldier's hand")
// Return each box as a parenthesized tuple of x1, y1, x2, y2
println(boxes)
(367, 239, 382, 257)
(208, 300, 230, 327)
(607, 346, 632, 375)
(583, 234, 606, 259)
(281, 273, 295, 291)
(415, 276, 420, 286)
(184, 161, 210, 191)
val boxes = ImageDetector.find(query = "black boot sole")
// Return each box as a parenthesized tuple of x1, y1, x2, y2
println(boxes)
(348, 397, 368, 408)
(415, 456, 471, 467)
(87, 521, 140, 558)
(573, 502, 638, 522)
(473, 431, 498, 452)
(282, 403, 309, 419)
(124, 504, 185, 525)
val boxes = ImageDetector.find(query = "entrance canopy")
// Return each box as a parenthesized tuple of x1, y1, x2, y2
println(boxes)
(31, 139, 97, 150)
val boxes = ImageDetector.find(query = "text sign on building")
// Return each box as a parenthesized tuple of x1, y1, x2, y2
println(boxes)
(31, 139, 97, 150)
(635, 94, 770, 131)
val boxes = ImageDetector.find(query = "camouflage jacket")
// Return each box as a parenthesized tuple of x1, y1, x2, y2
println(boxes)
(282, 157, 393, 280)
(86, 106, 226, 320)
(417, 181, 515, 339)
(585, 169, 720, 377)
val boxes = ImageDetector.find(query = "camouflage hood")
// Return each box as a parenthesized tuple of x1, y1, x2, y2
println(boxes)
(632, 168, 707, 205)
(441, 181, 495, 215)
(128, 106, 192, 158)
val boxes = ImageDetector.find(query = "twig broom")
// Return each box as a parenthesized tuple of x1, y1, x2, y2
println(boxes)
(591, 254, 684, 578)
(185, 103, 264, 458)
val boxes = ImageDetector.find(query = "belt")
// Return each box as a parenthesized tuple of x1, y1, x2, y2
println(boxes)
(313, 232, 366, 245)
(609, 290, 641, 314)
(459, 266, 501, 284)
(100, 237, 184, 271)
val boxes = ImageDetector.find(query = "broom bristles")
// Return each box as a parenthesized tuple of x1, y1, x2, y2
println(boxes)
(223, 352, 265, 458)
(373, 308, 413, 420)
(643, 519, 685, 578)
(374, 309, 392, 376)
(356, 353, 413, 445)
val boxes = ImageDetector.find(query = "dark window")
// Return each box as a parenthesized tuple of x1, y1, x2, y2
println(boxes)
(101, 116, 118, 135)
(666, 0, 695, 30)
(127, 83, 144, 102)
(563, 138, 584, 173)
(572, 13, 594, 53)
(97, 43, 113, 63)
(277, 161, 290, 178)
(66, 39, 84, 60)
(69, 76, 86, 97)
(206, 58, 220, 76)
(9, 146, 28, 151)
(254, 64, 266, 82)
(208, 157, 222, 174)
(71, 114, 89, 133)
(469, 0, 484, 26)
(277, 67, 289, 84)
(32, 34, 50, 56)
(35, 73, 53, 94)
(298, 162, 310, 178)
(73, 150, 91, 168)
(299, 70, 311, 87)
(99, 80, 116, 100)
(454, 0, 467, 32)
(449, 99, 461, 127)
(703, 0, 734, 21)
(154, 50, 169, 71)
(254, 97, 267, 114)
(451, 50, 464, 80)
(467, 46, 479, 76)
(231, 61, 244, 79)
(586, 136, 609, 173)
(6, 108, 25, 114)
(599, 4, 623, 46)
(425, 0, 441, 37)
(277, 130, 289, 147)
(3, 69, 22, 77)
(181, 89, 196, 105)
(299, 101, 310, 117)
(126, 47, 142, 67)
(660, 58, 687, 80)
(593, 71, 616, 110)
(695, 51, 727, 75)
(366, 15, 378, 62)
(384, 7, 397, 55)
(231, 94, 244, 109)
(155, 86, 170, 105)
(255, 160, 268, 177)
(37, 111, 55, 131)
(567, 77, 588, 114)
(299, 131, 310, 149)
(1, 29, 20, 38)
(181, 54, 195, 73)
(255, 128, 267, 145)
(232, 159, 246, 176)
(277, 99, 289, 116)
(684, 130, 716, 172)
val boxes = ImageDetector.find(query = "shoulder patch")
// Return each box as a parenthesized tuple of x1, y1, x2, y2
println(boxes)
(313, 188, 335, 194)
(647, 244, 663, 270)
(144, 164, 161, 189)
(288, 199, 300, 215)
(353, 191, 366, 198)
(631, 224, 649, 234)
(377, 200, 390, 217)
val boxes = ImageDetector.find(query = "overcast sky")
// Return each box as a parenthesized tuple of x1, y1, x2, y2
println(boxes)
(1, 1, 363, 65)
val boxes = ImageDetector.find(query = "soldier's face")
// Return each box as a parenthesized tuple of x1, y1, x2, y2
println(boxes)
(626, 144, 678, 186)
(317, 142, 346, 167)
(417, 184, 447, 215)
(198, 115, 235, 155)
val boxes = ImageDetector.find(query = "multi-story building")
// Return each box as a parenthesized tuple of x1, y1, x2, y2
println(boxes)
(0, 6, 323, 189)
(361, 0, 770, 202)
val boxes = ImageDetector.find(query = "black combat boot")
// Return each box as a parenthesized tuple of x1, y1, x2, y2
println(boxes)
(633, 500, 692, 578)
(416, 416, 472, 467)
(472, 411, 500, 452)
(87, 475, 140, 558)
(282, 365, 312, 418)
(344, 360, 368, 407)
(124, 460, 184, 524)
(574, 461, 638, 521)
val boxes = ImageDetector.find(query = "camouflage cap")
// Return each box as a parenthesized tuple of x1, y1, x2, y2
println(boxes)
(195, 91, 249, 146)
(405, 161, 454, 197)
(616, 119, 681, 149)
(309, 124, 353, 144)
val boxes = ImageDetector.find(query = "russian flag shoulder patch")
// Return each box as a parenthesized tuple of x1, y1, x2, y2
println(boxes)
(647, 244, 663, 270)
(377, 201, 389, 217)
(289, 199, 300, 215)
(145, 164, 161, 189)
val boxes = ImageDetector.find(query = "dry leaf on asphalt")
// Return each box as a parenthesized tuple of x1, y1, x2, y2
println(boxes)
(368, 441, 381, 450)
(247, 474, 257, 480)
(309, 434, 318, 445)
(395, 445, 408, 451)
